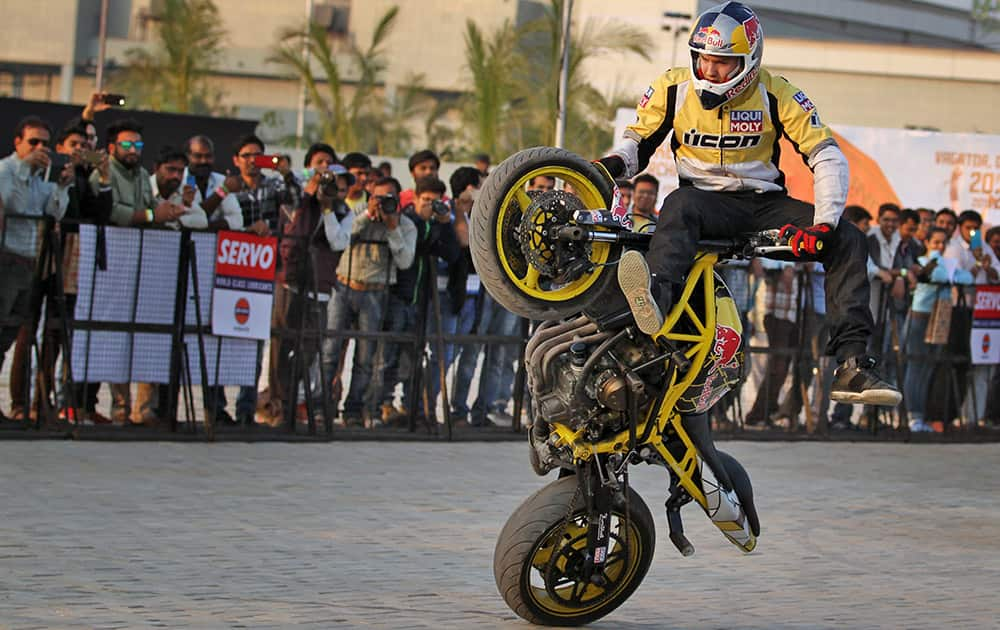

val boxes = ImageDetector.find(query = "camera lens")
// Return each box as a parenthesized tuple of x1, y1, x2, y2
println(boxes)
(380, 195, 398, 214)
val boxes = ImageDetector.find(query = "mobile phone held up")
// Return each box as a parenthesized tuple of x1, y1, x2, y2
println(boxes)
(46, 153, 71, 183)
(100, 93, 127, 107)
(970, 229, 982, 252)
(80, 149, 104, 168)
(253, 154, 281, 170)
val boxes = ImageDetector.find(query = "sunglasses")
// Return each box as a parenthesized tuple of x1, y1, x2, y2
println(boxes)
(118, 140, 144, 151)
(26, 138, 50, 147)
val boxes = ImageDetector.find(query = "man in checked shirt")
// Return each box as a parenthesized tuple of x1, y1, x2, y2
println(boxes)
(217, 134, 301, 425)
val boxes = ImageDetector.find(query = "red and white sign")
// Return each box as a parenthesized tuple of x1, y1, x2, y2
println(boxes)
(211, 231, 277, 340)
(971, 285, 1000, 365)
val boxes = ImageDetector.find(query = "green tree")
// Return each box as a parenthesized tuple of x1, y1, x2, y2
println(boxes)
(270, 6, 398, 152)
(518, 0, 653, 154)
(460, 19, 527, 160)
(370, 73, 437, 156)
(973, 0, 1000, 32)
(113, 0, 228, 114)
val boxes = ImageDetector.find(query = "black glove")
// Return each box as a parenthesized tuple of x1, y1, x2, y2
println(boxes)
(779, 223, 832, 257)
(594, 155, 626, 180)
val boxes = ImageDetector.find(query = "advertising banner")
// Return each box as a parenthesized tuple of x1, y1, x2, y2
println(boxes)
(971, 285, 1000, 365)
(211, 231, 277, 340)
(613, 110, 1000, 227)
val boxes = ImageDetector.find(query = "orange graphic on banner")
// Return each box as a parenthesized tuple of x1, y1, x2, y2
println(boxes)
(780, 131, 900, 212)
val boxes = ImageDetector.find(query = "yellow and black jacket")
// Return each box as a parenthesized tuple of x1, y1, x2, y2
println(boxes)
(613, 66, 842, 217)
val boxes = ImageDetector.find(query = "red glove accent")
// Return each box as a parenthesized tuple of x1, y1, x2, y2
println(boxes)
(779, 223, 832, 257)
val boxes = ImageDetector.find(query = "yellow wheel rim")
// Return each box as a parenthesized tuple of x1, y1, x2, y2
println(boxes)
(525, 512, 643, 617)
(495, 166, 612, 302)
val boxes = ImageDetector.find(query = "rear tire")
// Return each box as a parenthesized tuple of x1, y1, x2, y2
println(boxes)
(470, 147, 619, 321)
(493, 476, 655, 626)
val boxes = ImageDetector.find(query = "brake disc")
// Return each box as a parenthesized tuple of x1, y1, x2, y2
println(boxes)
(518, 190, 592, 279)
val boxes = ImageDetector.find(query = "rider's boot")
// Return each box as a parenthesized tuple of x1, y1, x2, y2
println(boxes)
(617, 250, 670, 336)
(830, 355, 902, 406)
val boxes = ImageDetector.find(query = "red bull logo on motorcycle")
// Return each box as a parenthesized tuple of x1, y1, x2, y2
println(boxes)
(984, 333, 991, 355)
(712, 324, 741, 369)
(610, 187, 633, 230)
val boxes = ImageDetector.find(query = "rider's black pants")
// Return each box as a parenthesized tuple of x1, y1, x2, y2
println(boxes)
(645, 186, 872, 362)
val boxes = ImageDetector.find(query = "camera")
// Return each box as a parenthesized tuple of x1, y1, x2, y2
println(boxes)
(377, 194, 399, 215)
(431, 199, 450, 216)
(318, 169, 339, 196)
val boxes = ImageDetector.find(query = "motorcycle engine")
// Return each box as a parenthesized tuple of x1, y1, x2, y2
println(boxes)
(527, 317, 664, 436)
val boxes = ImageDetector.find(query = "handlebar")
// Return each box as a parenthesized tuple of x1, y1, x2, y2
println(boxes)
(552, 226, 805, 260)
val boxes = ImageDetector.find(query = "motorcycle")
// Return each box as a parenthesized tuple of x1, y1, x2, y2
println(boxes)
(472, 147, 804, 626)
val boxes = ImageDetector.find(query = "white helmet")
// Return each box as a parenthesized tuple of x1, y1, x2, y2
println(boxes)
(687, 1, 764, 110)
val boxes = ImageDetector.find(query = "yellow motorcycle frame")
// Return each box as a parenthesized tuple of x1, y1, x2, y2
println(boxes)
(545, 253, 756, 553)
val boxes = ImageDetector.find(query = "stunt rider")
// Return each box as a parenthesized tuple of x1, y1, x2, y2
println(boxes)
(597, 1, 900, 406)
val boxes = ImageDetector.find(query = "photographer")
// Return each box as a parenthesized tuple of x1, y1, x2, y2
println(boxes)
(413, 166, 478, 427)
(259, 144, 350, 426)
(374, 176, 460, 430)
(323, 177, 416, 428)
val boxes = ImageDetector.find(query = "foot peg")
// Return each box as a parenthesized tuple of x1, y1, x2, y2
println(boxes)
(666, 508, 695, 556)
(665, 486, 695, 557)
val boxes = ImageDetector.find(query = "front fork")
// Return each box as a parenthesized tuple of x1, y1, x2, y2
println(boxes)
(577, 455, 625, 586)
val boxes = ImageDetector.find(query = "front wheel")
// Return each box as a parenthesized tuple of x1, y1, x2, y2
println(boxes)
(470, 147, 619, 320)
(493, 476, 655, 626)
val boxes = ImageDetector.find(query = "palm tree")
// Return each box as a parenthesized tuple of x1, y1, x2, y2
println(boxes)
(460, 19, 526, 160)
(269, 6, 399, 152)
(518, 0, 653, 154)
(112, 0, 228, 114)
(371, 73, 437, 156)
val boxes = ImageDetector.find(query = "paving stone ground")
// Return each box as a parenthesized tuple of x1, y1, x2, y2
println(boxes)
(1, 442, 998, 629)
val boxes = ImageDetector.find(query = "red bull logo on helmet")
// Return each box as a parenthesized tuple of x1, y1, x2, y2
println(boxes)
(743, 15, 760, 49)
(693, 25, 726, 50)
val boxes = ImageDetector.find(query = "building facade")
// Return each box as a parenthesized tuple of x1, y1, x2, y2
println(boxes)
(0, 0, 997, 143)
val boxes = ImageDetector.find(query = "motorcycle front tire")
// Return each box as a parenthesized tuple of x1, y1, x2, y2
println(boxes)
(470, 146, 620, 321)
(493, 476, 655, 626)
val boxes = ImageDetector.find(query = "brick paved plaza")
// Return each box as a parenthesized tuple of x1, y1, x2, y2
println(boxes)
(1, 441, 998, 628)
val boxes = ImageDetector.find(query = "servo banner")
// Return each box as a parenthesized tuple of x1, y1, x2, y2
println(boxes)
(971, 285, 1000, 365)
(211, 231, 277, 340)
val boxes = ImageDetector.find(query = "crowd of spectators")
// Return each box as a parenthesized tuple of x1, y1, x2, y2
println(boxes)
(0, 93, 998, 434)
(0, 94, 524, 431)
(728, 201, 1000, 432)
